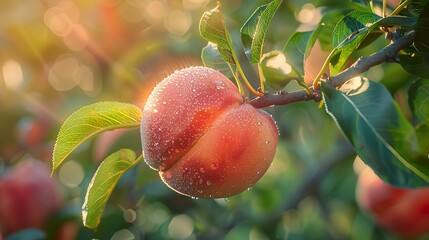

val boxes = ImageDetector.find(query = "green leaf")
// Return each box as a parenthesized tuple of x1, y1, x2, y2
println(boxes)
(199, 0, 235, 64)
(259, 50, 300, 90)
(331, 11, 381, 49)
(316, 10, 347, 50)
(240, 0, 282, 63)
(409, 79, 429, 122)
(330, 10, 417, 74)
(416, 121, 429, 156)
(322, 78, 429, 187)
(82, 149, 142, 230)
(52, 101, 142, 173)
(399, 48, 429, 79)
(201, 42, 233, 78)
(330, 10, 381, 74)
(283, 30, 318, 77)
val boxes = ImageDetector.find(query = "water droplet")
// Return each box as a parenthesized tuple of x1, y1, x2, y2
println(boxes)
(192, 89, 196, 93)
(247, 187, 252, 191)
(159, 163, 166, 171)
(153, 109, 158, 113)
(257, 121, 263, 126)
(224, 198, 229, 202)
(165, 171, 173, 179)
(212, 80, 226, 90)
(265, 140, 270, 144)
(206, 180, 212, 186)
(256, 171, 260, 175)
(210, 163, 218, 170)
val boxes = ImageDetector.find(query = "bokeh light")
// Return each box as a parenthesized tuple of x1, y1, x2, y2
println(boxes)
(0, 1, 412, 239)
(58, 160, 85, 188)
(2, 59, 24, 91)
(168, 214, 194, 239)
(111, 229, 135, 240)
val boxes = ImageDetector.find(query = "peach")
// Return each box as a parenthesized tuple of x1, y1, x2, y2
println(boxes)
(356, 167, 429, 238)
(140, 66, 278, 198)
(0, 159, 63, 235)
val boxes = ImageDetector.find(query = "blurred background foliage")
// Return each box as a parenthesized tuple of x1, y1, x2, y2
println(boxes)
(0, 0, 415, 239)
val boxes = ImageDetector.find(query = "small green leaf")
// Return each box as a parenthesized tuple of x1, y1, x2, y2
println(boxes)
(330, 10, 417, 74)
(415, 1, 429, 53)
(260, 50, 300, 90)
(331, 11, 381, 49)
(330, 10, 381, 74)
(82, 149, 142, 230)
(322, 78, 429, 187)
(399, 48, 429, 79)
(416, 121, 429, 156)
(409, 79, 429, 122)
(52, 102, 142, 173)
(316, 10, 347, 50)
(201, 42, 233, 78)
(199, 0, 235, 64)
(283, 30, 318, 77)
(240, 0, 282, 63)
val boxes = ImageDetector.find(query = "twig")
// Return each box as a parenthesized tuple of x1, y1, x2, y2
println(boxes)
(249, 89, 322, 108)
(249, 30, 416, 109)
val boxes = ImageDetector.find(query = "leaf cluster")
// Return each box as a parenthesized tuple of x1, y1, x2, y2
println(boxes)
(51, 0, 429, 231)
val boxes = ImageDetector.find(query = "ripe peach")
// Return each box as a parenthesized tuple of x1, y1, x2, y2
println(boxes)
(356, 167, 429, 238)
(0, 159, 63, 235)
(140, 66, 278, 198)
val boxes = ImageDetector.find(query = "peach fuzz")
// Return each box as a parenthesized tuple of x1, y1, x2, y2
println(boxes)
(140, 66, 278, 198)
(356, 167, 429, 238)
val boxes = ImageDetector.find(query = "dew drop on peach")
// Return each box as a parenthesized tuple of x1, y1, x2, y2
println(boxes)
(140, 66, 278, 198)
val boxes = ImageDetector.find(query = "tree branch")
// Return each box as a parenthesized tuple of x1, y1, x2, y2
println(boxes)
(249, 30, 416, 109)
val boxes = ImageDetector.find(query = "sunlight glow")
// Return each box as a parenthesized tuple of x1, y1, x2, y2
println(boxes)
(143, 0, 167, 23)
(2, 59, 24, 91)
(168, 214, 194, 239)
(164, 10, 192, 36)
(111, 229, 135, 240)
(266, 52, 292, 75)
(48, 54, 79, 91)
(296, 4, 322, 25)
(183, 0, 210, 10)
(58, 160, 85, 188)
(63, 24, 89, 51)
(44, 2, 80, 37)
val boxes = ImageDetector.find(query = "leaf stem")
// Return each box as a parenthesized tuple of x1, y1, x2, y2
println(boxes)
(390, 0, 413, 16)
(312, 49, 336, 90)
(257, 64, 266, 93)
(233, 51, 263, 96)
(250, 30, 416, 108)
(228, 63, 245, 95)
(369, 1, 375, 13)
